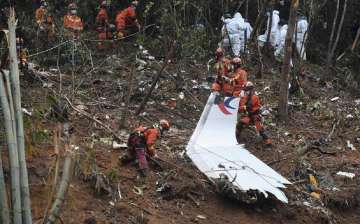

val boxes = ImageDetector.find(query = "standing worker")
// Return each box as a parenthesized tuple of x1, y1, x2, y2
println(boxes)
(294, 15, 308, 60)
(96, 1, 114, 49)
(121, 119, 171, 177)
(229, 57, 248, 97)
(236, 82, 272, 147)
(211, 48, 233, 97)
(63, 3, 83, 39)
(35, 0, 55, 42)
(115, 1, 141, 39)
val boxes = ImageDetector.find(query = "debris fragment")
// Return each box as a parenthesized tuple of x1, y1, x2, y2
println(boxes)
(330, 97, 340, 102)
(22, 108, 32, 116)
(196, 215, 207, 220)
(336, 171, 355, 179)
(112, 141, 127, 149)
(346, 140, 356, 151)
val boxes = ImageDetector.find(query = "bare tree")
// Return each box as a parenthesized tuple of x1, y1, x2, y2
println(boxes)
(278, 0, 299, 120)
(326, 0, 348, 71)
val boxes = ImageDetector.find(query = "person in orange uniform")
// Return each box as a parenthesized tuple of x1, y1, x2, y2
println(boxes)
(16, 37, 29, 69)
(229, 57, 248, 97)
(35, 1, 55, 41)
(96, 1, 114, 49)
(236, 82, 272, 147)
(63, 3, 83, 39)
(115, 1, 140, 38)
(122, 119, 170, 177)
(211, 48, 233, 97)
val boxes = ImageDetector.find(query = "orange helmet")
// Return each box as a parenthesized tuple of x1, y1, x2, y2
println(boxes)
(215, 47, 224, 57)
(232, 57, 241, 65)
(159, 119, 170, 131)
(68, 3, 78, 9)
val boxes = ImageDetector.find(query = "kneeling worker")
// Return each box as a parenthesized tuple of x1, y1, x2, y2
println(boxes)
(236, 82, 272, 147)
(121, 119, 170, 177)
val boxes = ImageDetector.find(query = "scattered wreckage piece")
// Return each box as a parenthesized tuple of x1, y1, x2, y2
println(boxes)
(187, 93, 291, 203)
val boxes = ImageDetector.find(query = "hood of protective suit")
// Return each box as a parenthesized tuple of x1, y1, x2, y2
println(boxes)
(233, 12, 242, 19)
(224, 18, 232, 24)
(281, 24, 288, 32)
(273, 10, 280, 15)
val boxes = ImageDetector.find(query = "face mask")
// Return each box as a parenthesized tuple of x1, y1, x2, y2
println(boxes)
(71, 10, 77, 15)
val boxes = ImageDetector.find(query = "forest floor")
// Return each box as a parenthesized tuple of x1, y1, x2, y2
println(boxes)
(2, 40, 360, 224)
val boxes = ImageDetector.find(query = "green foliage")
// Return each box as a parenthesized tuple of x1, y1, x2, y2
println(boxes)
(106, 169, 118, 182)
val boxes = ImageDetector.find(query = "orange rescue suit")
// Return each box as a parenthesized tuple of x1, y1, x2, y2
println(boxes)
(96, 8, 113, 48)
(238, 94, 263, 132)
(231, 68, 248, 96)
(115, 6, 138, 32)
(63, 13, 83, 38)
(135, 126, 159, 156)
(211, 58, 234, 96)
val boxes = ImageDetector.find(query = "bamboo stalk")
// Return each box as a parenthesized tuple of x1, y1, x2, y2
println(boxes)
(7, 8, 32, 223)
(46, 151, 74, 224)
(42, 125, 61, 223)
(0, 72, 22, 224)
(0, 147, 10, 224)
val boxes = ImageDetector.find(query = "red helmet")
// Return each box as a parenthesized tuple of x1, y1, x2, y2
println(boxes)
(232, 57, 241, 65)
(68, 3, 78, 9)
(215, 48, 224, 57)
(159, 119, 170, 131)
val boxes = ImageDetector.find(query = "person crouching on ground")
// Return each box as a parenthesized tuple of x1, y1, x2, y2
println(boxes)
(236, 81, 272, 147)
(121, 119, 170, 177)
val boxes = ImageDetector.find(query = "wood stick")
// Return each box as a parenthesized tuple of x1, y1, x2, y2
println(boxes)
(135, 41, 175, 115)
(64, 96, 122, 141)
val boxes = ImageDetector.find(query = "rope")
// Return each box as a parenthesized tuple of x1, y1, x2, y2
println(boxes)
(28, 40, 71, 58)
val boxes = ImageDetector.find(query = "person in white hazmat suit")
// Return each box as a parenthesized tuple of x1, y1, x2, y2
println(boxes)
(274, 22, 293, 67)
(258, 10, 280, 47)
(294, 16, 308, 60)
(219, 15, 233, 50)
(242, 20, 253, 53)
(274, 23, 288, 59)
(220, 12, 245, 56)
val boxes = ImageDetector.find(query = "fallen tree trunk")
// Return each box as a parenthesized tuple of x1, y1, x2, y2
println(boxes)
(46, 151, 74, 224)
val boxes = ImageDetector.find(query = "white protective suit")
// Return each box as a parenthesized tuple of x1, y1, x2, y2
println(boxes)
(294, 17, 308, 60)
(274, 24, 288, 58)
(258, 10, 280, 47)
(221, 13, 245, 56)
(275, 24, 293, 67)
